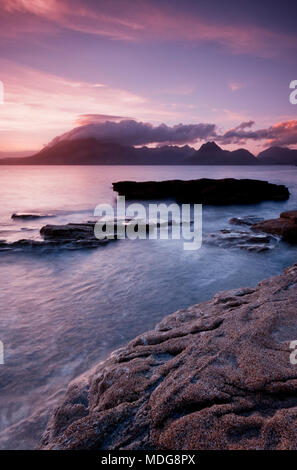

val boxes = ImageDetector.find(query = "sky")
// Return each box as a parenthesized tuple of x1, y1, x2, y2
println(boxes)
(0, 0, 296, 154)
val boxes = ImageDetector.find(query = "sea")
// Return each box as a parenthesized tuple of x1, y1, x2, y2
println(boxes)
(0, 165, 296, 449)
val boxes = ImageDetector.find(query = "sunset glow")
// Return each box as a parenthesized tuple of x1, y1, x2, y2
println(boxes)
(0, 0, 296, 153)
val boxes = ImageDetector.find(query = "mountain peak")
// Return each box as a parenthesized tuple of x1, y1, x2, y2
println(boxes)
(198, 141, 222, 153)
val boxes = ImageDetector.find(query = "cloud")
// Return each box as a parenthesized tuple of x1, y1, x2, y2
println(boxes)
(49, 119, 217, 147)
(0, 59, 183, 150)
(228, 81, 245, 92)
(264, 120, 297, 146)
(218, 120, 297, 146)
(76, 114, 132, 126)
(46, 115, 297, 149)
(1, 0, 296, 56)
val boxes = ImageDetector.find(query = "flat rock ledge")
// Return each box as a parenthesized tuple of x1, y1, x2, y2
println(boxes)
(40, 264, 297, 450)
(112, 178, 289, 204)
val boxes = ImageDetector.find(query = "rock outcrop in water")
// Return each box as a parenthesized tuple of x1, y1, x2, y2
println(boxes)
(252, 210, 297, 243)
(11, 213, 54, 220)
(40, 264, 297, 450)
(113, 178, 290, 204)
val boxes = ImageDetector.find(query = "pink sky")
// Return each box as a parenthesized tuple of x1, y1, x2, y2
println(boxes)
(0, 0, 296, 154)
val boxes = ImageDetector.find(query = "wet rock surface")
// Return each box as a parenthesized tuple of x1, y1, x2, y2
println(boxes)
(40, 222, 98, 241)
(40, 219, 152, 243)
(229, 216, 264, 226)
(40, 264, 297, 450)
(113, 178, 290, 204)
(0, 218, 181, 251)
(252, 210, 297, 243)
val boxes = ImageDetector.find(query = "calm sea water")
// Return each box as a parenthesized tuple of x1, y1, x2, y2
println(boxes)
(0, 165, 297, 449)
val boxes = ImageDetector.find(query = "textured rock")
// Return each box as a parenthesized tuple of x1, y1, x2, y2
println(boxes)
(113, 178, 289, 204)
(253, 210, 297, 242)
(40, 265, 297, 450)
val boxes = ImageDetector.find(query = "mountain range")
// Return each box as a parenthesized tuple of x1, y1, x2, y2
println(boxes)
(0, 139, 296, 165)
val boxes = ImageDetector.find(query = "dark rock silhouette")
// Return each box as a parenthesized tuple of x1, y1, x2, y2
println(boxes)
(113, 178, 290, 204)
(40, 264, 297, 450)
(1, 139, 297, 165)
(0, 139, 195, 165)
(11, 213, 54, 220)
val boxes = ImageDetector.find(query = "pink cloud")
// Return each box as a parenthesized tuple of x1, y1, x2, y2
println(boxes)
(1, 0, 296, 56)
(229, 81, 245, 92)
(218, 120, 297, 147)
(76, 114, 133, 126)
(0, 59, 185, 150)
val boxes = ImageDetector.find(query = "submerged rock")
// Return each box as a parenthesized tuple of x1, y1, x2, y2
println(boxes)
(252, 210, 297, 243)
(11, 213, 54, 220)
(229, 216, 264, 226)
(40, 264, 297, 450)
(205, 229, 276, 251)
(113, 178, 290, 204)
(0, 237, 110, 251)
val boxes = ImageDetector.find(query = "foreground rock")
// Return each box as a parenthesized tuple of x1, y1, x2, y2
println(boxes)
(113, 178, 289, 204)
(41, 264, 297, 450)
(252, 210, 297, 243)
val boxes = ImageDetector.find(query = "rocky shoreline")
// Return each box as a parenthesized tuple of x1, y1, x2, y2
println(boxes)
(252, 210, 297, 243)
(40, 264, 297, 450)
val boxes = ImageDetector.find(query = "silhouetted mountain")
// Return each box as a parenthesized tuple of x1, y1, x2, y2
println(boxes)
(3, 138, 295, 166)
(187, 141, 257, 165)
(0, 139, 195, 165)
(199, 141, 222, 154)
(257, 146, 297, 165)
(0, 150, 36, 159)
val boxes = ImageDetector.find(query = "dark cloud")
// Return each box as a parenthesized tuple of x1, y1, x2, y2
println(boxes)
(51, 118, 217, 146)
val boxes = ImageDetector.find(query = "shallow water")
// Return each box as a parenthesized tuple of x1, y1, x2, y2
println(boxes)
(0, 165, 297, 449)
